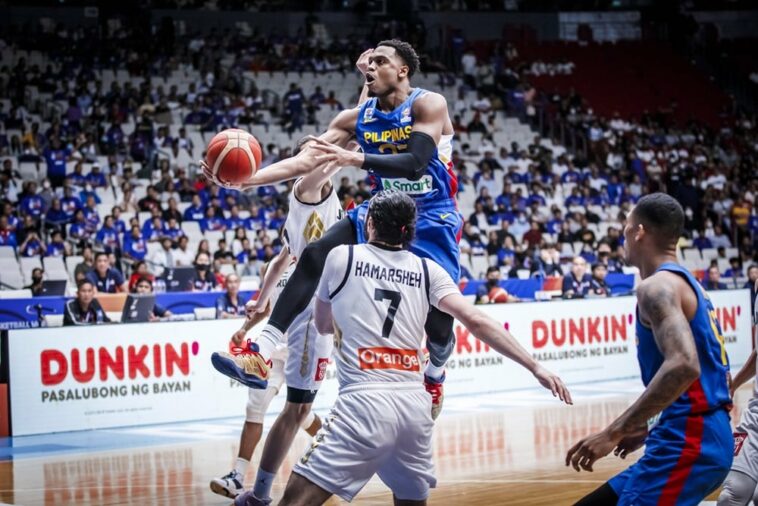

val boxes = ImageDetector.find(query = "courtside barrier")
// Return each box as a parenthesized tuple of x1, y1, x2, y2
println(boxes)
(4, 290, 751, 436)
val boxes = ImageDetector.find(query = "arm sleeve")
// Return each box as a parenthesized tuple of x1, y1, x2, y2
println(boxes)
(427, 261, 461, 309)
(215, 296, 225, 318)
(63, 301, 77, 326)
(361, 131, 436, 181)
(316, 246, 349, 302)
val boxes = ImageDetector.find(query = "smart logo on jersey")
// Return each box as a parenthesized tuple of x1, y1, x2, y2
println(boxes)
(358, 347, 420, 372)
(381, 175, 433, 195)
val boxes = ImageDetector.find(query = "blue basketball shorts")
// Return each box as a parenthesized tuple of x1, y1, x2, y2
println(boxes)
(347, 199, 463, 282)
(608, 408, 733, 506)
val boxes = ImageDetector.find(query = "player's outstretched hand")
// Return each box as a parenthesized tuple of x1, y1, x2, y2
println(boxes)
(533, 365, 573, 405)
(565, 429, 618, 472)
(307, 135, 363, 171)
(613, 426, 647, 459)
(356, 48, 373, 75)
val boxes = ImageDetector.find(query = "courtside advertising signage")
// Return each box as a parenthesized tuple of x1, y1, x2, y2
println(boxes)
(7, 291, 751, 435)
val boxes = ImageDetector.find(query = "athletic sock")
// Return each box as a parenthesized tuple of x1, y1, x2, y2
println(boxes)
(255, 326, 283, 358)
(234, 457, 249, 476)
(424, 361, 446, 381)
(252, 468, 277, 500)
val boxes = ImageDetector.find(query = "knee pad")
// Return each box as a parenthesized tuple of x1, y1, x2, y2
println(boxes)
(245, 385, 279, 424)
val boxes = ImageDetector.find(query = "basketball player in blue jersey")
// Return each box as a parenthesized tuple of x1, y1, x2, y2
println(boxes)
(566, 193, 733, 506)
(210, 40, 459, 419)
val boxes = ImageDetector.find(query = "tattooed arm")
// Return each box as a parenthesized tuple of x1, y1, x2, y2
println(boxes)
(566, 271, 700, 472)
(605, 273, 700, 436)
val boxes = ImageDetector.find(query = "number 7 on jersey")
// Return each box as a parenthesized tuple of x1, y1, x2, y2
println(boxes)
(374, 289, 402, 338)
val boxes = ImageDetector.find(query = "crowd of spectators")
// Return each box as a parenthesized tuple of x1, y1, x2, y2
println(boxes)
(0, 18, 756, 316)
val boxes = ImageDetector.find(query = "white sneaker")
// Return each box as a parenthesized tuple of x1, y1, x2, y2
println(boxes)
(210, 470, 245, 498)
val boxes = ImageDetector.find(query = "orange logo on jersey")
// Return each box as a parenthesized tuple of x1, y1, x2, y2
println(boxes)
(358, 347, 420, 372)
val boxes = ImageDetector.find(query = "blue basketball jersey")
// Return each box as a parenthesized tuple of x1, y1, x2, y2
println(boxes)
(636, 263, 731, 422)
(355, 88, 457, 209)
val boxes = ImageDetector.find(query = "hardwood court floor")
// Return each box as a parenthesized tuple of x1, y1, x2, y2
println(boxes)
(1, 381, 750, 505)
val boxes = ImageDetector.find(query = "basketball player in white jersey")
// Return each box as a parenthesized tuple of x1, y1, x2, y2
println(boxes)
(232, 191, 572, 506)
(212, 137, 344, 503)
(209, 257, 322, 498)
(717, 279, 758, 506)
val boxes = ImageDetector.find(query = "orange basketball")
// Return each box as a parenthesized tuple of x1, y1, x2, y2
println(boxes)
(488, 287, 509, 303)
(205, 128, 262, 188)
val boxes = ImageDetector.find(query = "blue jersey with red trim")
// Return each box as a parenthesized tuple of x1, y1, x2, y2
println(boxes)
(636, 263, 731, 421)
(355, 88, 457, 208)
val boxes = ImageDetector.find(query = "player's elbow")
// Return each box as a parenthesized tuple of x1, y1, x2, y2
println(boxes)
(465, 311, 490, 342)
(672, 355, 700, 384)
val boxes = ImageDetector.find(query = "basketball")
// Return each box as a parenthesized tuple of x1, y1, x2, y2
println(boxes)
(205, 128, 262, 188)
(488, 287, 509, 303)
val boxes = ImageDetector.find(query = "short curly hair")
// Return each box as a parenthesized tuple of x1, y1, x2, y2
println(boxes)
(367, 190, 417, 248)
(377, 39, 420, 77)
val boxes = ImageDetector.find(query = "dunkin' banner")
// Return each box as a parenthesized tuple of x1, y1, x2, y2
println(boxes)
(443, 289, 753, 391)
(7, 319, 340, 436)
(7, 291, 752, 436)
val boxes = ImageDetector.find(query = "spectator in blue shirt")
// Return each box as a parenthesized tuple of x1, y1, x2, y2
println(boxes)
(546, 209, 563, 235)
(142, 216, 165, 242)
(19, 230, 44, 257)
(123, 226, 148, 261)
(69, 210, 91, 242)
(111, 206, 127, 235)
(0, 215, 18, 248)
(164, 217, 183, 241)
(82, 195, 100, 232)
(20, 183, 46, 218)
(60, 186, 81, 221)
(215, 273, 246, 318)
(564, 187, 585, 208)
(236, 238, 254, 264)
(85, 164, 108, 189)
(46, 230, 68, 257)
(96, 216, 121, 252)
(723, 257, 743, 279)
(68, 163, 87, 188)
(226, 205, 246, 229)
(245, 205, 266, 231)
(86, 252, 127, 293)
(2, 204, 20, 232)
(43, 137, 71, 187)
(692, 230, 713, 250)
(268, 208, 286, 231)
(562, 256, 593, 299)
(200, 207, 227, 233)
(45, 198, 70, 227)
(183, 194, 206, 222)
(497, 237, 517, 267)
(561, 167, 582, 184)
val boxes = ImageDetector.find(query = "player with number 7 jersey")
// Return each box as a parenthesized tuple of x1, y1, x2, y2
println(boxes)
(261, 191, 572, 506)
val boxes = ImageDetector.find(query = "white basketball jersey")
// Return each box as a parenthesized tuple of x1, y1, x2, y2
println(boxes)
(317, 243, 459, 389)
(284, 178, 343, 259)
